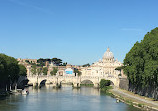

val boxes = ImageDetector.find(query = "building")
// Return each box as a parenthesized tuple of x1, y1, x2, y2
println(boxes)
(48, 64, 75, 76)
(81, 48, 123, 78)
(17, 58, 37, 64)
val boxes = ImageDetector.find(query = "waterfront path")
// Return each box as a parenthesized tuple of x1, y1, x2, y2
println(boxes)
(110, 88, 158, 110)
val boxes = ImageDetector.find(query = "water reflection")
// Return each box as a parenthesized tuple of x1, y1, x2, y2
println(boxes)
(72, 86, 100, 96)
(0, 85, 142, 111)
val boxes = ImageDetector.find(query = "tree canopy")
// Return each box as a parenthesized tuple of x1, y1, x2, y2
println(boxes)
(82, 63, 90, 67)
(37, 58, 63, 66)
(124, 27, 158, 91)
(74, 68, 82, 76)
(50, 67, 58, 76)
(18, 64, 27, 76)
(42, 67, 48, 75)
(0, 54, 27, 90)
(100, 79, 111, 89)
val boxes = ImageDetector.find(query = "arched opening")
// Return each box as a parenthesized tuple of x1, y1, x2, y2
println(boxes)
(110, 81, 114, 86)
(99, 79, 115, 89)
(81, 80, 94, 87)
(17, 76, 29, 89)
(39, 79, 47, 87)
(60, 80, 73, 86)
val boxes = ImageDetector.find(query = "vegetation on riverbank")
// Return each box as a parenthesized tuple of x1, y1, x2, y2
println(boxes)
(124, 27, 158, 100)
(80, 84, 94, 87)
(0, 53, 27, 92)
(109, 89, 158, 111)
(99, 79, 112, 92)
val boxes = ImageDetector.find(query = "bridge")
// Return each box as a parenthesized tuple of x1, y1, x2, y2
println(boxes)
(27, 75, 120, 88)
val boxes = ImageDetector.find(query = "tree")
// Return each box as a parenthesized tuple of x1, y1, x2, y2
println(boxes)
(100, 79, 111, 89)
(42, 67, 48, 75)
(74, 68, 82, 76)
(50, 67, 58, 76)
(19, 64, 27, 76)
(37, 58, 45, 66)
(37, 67, 42, 76)
(37, 58, 64, 66)
(51, 58, 62, 66)
(31, 65, 37, 75)
(0, 53, 22, 90)
(4, 55, 20, 84)
(25, 60, 30, 64)
(123, 27, 158, 99)
(82, 63, 90, 67)
(0, 55, 8, 89)
(62, 62, 67, 66)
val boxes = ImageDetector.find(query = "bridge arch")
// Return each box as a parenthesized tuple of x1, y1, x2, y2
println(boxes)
(39, 79, 47, 86)
(59, 79, 73, 85)
(27, 76, 120, 88)
(81, 79, 94, 85)
(110, 81, 114, 86)
(99, 78, 118, 87)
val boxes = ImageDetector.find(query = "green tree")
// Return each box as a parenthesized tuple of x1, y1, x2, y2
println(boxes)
(62, 62, 67, 66)
(51, 58, 62, 66)
(25, 60, 30, 64)
(123, 27, 158, 99)
(82, 63, 90, 67)
(74, 68, 82, 76)
(50, 67, 58, 76)
(4, 54, 20, 83)
(0, 55, 8, 89)
(42, 67, 48, 75)
(100, 79, 111, 89)
(19, 64, 27, 76)
(37, 67, 42, 76)
(37, 58, 45, 66)
(0, 53, 21, 90)
(31, 65, 37, 75)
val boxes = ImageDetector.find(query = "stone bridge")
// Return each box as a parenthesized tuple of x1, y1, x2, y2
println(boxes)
(27, 75, 120, 88)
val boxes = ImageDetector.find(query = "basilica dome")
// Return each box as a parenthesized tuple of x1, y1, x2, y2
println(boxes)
(103, 48, 114, 59)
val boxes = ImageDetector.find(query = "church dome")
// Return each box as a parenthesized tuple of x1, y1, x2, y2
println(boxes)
(103, 48, 114, 59)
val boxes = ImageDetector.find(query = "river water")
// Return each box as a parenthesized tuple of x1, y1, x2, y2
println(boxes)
(0, 85, 142, 111)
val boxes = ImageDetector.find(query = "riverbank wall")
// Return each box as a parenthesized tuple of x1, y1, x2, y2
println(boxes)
(119, 78, 129, 90)
(109, 89, 158, 111)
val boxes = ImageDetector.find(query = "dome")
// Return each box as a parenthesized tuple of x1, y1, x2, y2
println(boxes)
(103, 48, 114, 59)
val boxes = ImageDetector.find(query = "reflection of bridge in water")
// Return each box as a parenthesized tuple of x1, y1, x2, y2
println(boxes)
(27, 75, 120, 88)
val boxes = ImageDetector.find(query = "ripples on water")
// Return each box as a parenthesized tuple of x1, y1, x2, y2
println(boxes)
(0, 85, 141, 111)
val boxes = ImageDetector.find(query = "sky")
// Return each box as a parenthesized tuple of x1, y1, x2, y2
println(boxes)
(0, 0, 158, 65)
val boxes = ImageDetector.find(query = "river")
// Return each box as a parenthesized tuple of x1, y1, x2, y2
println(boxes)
(0, 85, 142, 111)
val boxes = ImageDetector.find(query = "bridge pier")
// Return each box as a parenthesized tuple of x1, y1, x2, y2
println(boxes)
(33, 82, 40, 88)
(94, 83, 99, 88)
(52, 82, 61, 89)
(45, 81, 50, 85)
(73, 83, 80, 88)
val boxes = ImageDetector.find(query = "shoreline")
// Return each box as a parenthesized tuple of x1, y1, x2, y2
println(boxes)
(108, 88, 158, 111)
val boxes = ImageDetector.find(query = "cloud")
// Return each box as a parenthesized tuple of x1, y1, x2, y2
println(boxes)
(8, 0, 53, 15)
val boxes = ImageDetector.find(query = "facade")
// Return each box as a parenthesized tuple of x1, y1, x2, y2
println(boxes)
(48, 64, 75, 76)
(17, 58, 37, 64)
(81, 48, 123, 78)
(17, 58, 77, 77)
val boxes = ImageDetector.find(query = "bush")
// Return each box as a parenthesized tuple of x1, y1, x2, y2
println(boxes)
(100, 79, 111, 89)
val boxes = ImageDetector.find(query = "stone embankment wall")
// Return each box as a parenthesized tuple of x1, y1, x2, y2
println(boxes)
(128, 83, 158, 100)
(119, 78, 158, 100)
(119, 78, 129, 90)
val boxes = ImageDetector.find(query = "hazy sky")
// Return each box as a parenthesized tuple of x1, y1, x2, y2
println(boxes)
(0, 0, 158, 65)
